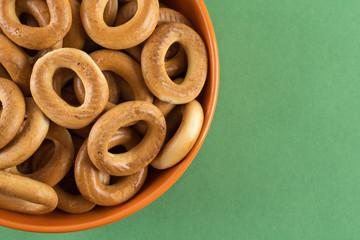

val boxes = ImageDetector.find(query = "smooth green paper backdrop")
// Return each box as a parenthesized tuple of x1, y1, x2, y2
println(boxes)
(3, 0, 360, 239)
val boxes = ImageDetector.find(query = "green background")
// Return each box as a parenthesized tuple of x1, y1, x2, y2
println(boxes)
(3, 0, 360, 239)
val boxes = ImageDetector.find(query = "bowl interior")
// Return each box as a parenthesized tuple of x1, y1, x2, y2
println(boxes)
(0, 0, 219, 233)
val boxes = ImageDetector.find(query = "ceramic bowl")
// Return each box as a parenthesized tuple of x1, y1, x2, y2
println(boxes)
(0, 0, 219, 232)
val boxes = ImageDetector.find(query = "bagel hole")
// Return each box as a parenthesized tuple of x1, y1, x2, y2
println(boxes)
(103, 71, 122, 104)
(165, 43, 181, 60)
(16, 158, 32, 174)
(113, 0, 138, 26)
(109, 176, 124, 185)
(113, 73, 135, 102)
(164, 42, 188, 81)
(164, 106, 183, 143)
(16, 139, 55, 174)
(21, 48, 38, 57)
(82, 36, 104, 54)
(53, 68, 82, 107)
(19, 13, 40, 27)
(58, 167, 81, 195)
(108, 145, 127, 154)
(0, 65, 11, 79)
(69, 125, 93, 139)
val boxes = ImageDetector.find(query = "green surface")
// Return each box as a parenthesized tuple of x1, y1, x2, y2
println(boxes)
(3, 0, 360, 239)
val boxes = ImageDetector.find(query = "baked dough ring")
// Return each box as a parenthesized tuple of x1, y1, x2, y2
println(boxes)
(63, 0, 86, 49)
(88, 101, 166, 176)
(15, 0, 63, 65)
(30, 48, 109, 129)
(75, 138, 147, 206)
(0, 0, 71, 50)
(6, 123, 74, 187)
(0, 98, 49, 170)
(80, 0, 159, 49)
(116, 3, 189, 77)
(0, 33, 32, 96)
(74, 50, 153, 110)
(0, 171, 58, 214)
(142, 23, 208, 104)
(151, 100, 204, 169)
(0, 78, 25, 149)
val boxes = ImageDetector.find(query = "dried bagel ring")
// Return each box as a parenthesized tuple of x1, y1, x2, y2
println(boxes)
(0, 98, 49, 170)
(0, 171, 58, 214)
(0, 33, 32, 96)
(0, 0, 71, 50)
(30, 141, 55, 172)
(116, 2, 189, 77)
(6, 123, 74, 187)
(151, 100, 204, 169)
(30, 48, 109, 129)
(117, 75, 135, 101)
(0, 78, 26, 149)
(63, 0, 86, 49)
(142, 23, 208, 104)
(73, 50, 153, 110)
(52, 68, 76, 96)
(88, 101, 166, 176)
(75, 135, 147, 206)
(15, 0, 63, 64)
(80, 0, 159, 49)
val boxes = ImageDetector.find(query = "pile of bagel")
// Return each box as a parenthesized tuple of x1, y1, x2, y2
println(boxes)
(0, 0, 207, 215)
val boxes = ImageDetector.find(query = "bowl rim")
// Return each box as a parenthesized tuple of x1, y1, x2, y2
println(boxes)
(0, 0, 219, 233)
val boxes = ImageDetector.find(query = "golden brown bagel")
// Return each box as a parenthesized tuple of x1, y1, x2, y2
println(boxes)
(0, 0, 71, 50)
(141, 23, 208, 104)
(80, 0, 159, 49)
(0, 171, 58, 214)
(151, 100, 204, 169)
(15, 0, 63, 65)
(87, 101, 166, 176)
(75, 138, 147, 206)
(116, 2, 189, 77)
(30, 48, 109, 129)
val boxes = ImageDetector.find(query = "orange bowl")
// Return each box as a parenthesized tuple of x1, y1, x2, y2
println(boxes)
(0, 0, 219, 233)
